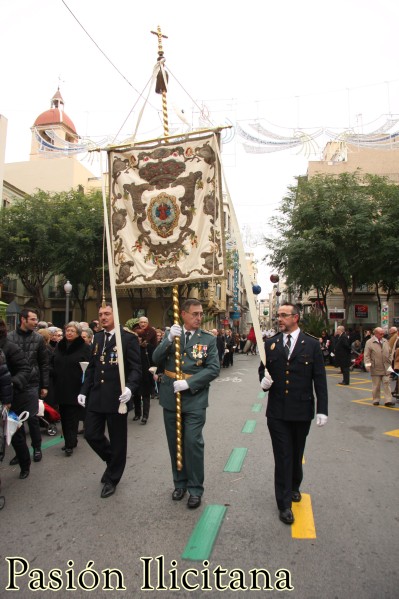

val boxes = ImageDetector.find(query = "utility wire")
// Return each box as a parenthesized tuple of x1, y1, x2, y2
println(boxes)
(61, 0, 159, 111)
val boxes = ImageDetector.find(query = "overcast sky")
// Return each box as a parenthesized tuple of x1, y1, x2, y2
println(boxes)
(2, 0, 399, 295)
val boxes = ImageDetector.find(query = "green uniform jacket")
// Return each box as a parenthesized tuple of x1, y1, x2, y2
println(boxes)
(152, 329, 220, 412)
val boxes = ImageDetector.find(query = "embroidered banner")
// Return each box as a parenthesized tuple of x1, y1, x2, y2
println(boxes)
(109, 133, 225, 287)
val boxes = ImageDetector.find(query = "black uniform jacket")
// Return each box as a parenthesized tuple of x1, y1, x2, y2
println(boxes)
(53, 336, 92, 406)
(81, 327, 142, 413)
(262, 331, 328, 421)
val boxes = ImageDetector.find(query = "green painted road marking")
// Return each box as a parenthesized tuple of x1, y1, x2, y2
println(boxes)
(252, 403, 262, 412)
(182, 505, 227, 561)
(257, 391, 265, 400)
(242, 419, 256, 433)
(224, 448, 248, 472)
(29, 435, 63, 455)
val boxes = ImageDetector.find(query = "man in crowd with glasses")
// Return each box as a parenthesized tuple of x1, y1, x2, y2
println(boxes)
(259, 303, 328, 525)
(153, 299, 220, 509)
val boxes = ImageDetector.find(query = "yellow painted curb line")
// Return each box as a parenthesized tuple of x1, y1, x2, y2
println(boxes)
(291, 493, 316, 539)
(384, 429, 399, 438)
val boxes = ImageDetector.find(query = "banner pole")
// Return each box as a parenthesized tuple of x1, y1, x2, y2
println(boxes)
(152, 25, 183, 471)
(100, 152, 127, 414)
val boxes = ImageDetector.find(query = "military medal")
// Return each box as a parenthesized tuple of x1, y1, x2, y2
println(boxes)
(100, 355, 105, 362)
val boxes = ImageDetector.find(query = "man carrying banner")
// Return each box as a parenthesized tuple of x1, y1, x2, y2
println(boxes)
(153, 299, 220, 509)
(78, 303, 142, 498)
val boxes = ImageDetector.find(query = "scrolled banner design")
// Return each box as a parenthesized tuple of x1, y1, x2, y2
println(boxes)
(109, 132, 226, 287)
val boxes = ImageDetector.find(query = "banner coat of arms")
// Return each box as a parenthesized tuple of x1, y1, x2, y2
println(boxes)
(109, 133, 226, 288)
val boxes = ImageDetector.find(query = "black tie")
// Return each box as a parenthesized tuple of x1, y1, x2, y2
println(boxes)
(185, 331, 191, 345)
(285, 334, 292, 357)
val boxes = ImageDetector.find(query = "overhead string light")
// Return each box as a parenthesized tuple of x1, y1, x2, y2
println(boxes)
(237, 115, 399, 155)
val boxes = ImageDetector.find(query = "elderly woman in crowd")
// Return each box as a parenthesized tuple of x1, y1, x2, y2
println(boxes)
(49, 327, 63, 349)
(81, 327, 94, 346)
(53, 321, 91, 456)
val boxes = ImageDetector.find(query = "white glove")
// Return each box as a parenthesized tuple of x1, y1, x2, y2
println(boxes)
(119, 386, 132, 403)
(77, 394, 86, 407)
(173, 380, 189, 393)
(168, 324, 182, 342)
(330, 352, 335, 357)
(261, 373, 273, 390)
(224, 349, 229, 354)
(316, 414, 328, 426)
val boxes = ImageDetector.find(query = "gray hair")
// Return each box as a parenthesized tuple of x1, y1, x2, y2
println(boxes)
(81, 327, 94, 340)
(66, 321, 82, 335)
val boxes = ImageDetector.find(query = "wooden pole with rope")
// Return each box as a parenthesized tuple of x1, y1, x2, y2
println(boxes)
(151, 26, 183, 471)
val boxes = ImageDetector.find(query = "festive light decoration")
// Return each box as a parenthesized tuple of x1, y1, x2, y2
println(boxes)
(237, 116, 399, 155)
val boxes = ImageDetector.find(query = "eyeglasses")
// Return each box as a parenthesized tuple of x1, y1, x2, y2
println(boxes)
(277, 313, 295, 318)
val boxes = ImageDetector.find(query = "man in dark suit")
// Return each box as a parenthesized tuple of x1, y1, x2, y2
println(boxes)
(152, 299, 220, 509)
(259, 303, 328, 525)
(331, 325, 351, 385)
(78, 303, 141, 498)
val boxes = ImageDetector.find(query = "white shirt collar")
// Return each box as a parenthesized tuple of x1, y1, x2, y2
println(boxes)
(283, 328, 300, 343)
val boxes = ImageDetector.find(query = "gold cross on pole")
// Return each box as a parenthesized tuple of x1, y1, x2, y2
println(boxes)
(151, 25, 168, 59)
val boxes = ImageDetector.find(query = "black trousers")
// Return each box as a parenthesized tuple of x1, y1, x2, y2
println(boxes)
(133, 392, 150, 419)
(84, 411, 128, 486)
(11, 425, 31, 471)
(27, 415, 42, 449)
(267, 417, 311, 510)
(341, 365, 350, 385)
(59, 404, 84, 449)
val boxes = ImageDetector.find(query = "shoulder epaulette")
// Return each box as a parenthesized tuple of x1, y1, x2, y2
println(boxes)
(304, 332, 319, 340)
(266, 332, 280, 339)
(122, 327, 138, 337)
(199, 329, 214, 336)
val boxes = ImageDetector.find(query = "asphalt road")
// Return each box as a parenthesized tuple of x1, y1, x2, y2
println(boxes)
(0, 355, 398, 598)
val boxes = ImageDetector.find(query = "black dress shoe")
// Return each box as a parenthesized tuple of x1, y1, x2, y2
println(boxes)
(141, 418, 147, 425)
(62, 441, 78, 450)
(65, 448, 73, 457)
(338, 382, 349, 385)
(187, 495, 201, 509)
(19, 470, 30, 480)
(101, 482, 116, 498)
(132, 415, 140, 421)
(9, 456, 19, 466)
(172, 488, 186, 501)
(292, 491, 302, 502)
(279, 508, 294, 524)
(33, 449, 42, 462)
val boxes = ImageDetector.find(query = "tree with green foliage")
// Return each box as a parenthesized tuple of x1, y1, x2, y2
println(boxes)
(0, 189, 106, 318)
(52, 189, 107, 319)
(0, 191, 60, 315)
(265, 171, 399, 321)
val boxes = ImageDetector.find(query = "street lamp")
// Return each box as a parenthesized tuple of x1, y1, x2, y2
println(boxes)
(64, 280, 72, 325)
